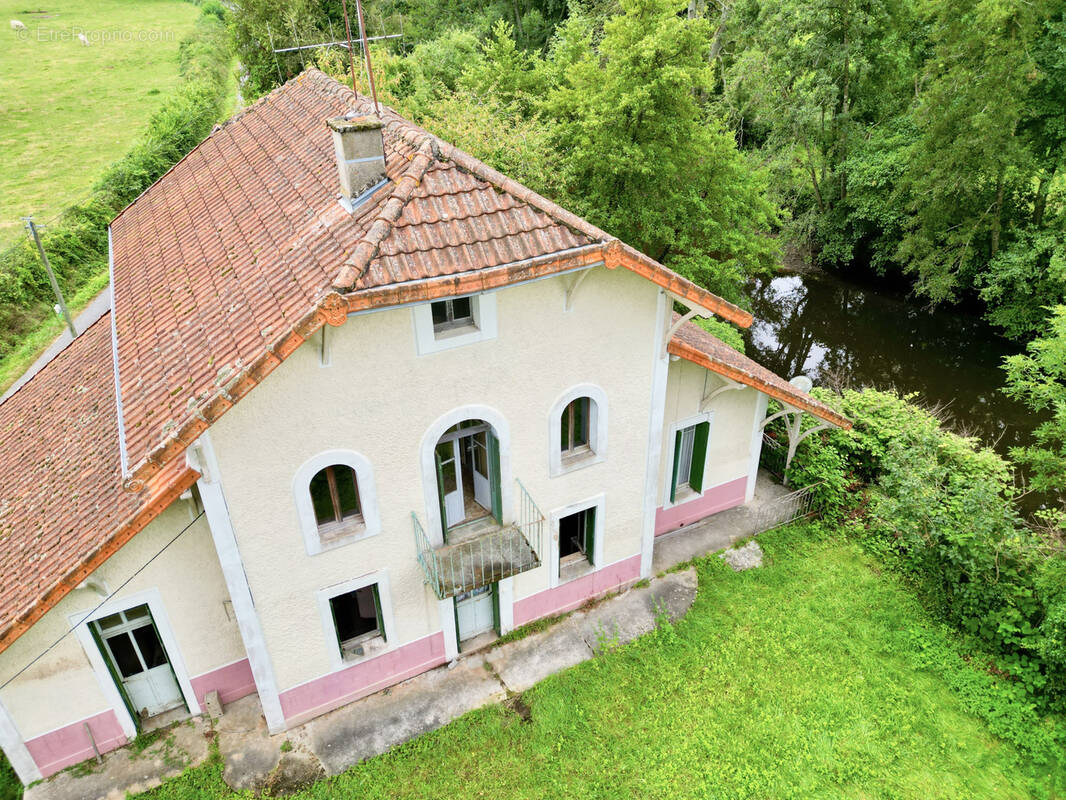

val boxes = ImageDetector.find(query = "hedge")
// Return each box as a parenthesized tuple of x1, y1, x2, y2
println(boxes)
(0, 8, 231, 363)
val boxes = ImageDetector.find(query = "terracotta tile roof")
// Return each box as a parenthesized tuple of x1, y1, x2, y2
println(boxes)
(110, 68, 753, 491)
(668, 316, 852, 429)
(0, 314, 198, 655)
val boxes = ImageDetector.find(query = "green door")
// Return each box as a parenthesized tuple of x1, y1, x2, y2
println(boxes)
(487, 431, 503, 523)
(434, 444, 450, 543)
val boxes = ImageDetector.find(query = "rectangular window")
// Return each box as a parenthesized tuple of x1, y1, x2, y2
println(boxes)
(431, 297, 475, 333)
(329, 584, 384, 660)
(670, 421, 710, 502)
(560, 397, 590, 454)
(676, 426, 696, 487)
(558, 507, 596, 565)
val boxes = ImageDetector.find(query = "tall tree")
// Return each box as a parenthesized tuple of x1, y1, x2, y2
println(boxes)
(541, 0, 780, 298)
(895, 0, 1065, 323)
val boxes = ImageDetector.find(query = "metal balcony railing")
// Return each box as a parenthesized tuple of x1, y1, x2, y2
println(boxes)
(413, 479, 545, 599)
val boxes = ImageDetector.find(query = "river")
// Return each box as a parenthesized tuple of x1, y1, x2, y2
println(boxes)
(743, 270, 1044, 501)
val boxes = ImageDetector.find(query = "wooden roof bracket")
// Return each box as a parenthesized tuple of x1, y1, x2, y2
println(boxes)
(760, 404, 835, 485)
(700, 373, 745, 411)
(664, 304, 703, 359)
(563, 267, 594, 311)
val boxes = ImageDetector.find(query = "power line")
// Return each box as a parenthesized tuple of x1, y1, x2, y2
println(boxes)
(0, 509, 206, 693)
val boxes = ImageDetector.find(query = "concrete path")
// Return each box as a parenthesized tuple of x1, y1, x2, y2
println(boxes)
(27, 568, 697, 800)
(651, 470, 793, 574)
(0, 287, 111, 403)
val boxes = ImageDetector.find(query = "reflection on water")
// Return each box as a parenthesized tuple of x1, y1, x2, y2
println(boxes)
(743, 272, 1035, 455)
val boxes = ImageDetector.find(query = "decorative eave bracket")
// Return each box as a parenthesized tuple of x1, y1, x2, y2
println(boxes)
(760, 403, 834, 484)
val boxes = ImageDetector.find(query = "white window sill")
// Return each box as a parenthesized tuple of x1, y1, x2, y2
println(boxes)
(313, 518, 378, 555)
(433, 322, 479, 340)
(559, 554, 595, 584)
(340, 632, 388, 664)
(667, 486, 702, 508)
(552, 449, 604, 478)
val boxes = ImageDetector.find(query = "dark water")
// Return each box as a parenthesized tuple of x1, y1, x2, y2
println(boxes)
(743, 270, 1039, 467)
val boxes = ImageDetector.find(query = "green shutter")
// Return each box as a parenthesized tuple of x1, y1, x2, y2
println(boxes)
(434, 447, 449, 543)
(670, 430, 682, 503)
(371, 584, 386, 642)
(689, 421, 711, 494)
(487, 431, 503, 523)
(491, 583, 501, 635)
(584, 508, 596, 566)
(89, 622, 140, 731)
(328, 596, 344, 655)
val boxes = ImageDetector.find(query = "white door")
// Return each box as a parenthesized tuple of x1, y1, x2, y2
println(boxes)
(471, 431, 491, 510)
(455, 586, 494, 641)
(436, 439, 464, 528)
(95, 605, 183, 718)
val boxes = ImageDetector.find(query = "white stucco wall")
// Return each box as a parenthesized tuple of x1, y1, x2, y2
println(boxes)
(0, 501, 246, 740)
(207, 266, 662, 691)
(658, 357, 763, 506)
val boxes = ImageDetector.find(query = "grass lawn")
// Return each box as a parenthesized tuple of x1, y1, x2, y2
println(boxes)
(0, 0, 199, 240)
(135, 525, 1061, 800)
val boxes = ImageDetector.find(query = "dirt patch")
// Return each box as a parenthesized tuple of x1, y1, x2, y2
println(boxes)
(262, 751, 326, 797)
(505, 693, 532, 723)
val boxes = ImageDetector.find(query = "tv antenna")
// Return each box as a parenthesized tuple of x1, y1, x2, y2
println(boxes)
(270, 2, 397, 115)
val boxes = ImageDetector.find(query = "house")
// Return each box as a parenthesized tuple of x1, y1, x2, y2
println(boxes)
(0, 70, 849, 784)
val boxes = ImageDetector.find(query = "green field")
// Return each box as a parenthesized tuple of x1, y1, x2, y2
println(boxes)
(130, 525, 1060, 800)
(0, 0, 199, 239)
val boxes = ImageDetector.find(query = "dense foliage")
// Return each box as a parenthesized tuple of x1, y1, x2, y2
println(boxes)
(1003, 305, 1066, 496)
(0, 7, 232, 366)
(767, 388, 1066, 710)
(718, 0, 1066, 340)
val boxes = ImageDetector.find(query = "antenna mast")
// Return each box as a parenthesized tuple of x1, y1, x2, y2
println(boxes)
(338, 0, 360, 97)
(354, 0, 380, 115)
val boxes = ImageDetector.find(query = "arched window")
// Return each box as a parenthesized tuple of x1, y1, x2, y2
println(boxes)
(309, 465, 362, 534)
(294, 450, 381, 555)
(560, 397, 591, 455)
(549, 385, 608, 477)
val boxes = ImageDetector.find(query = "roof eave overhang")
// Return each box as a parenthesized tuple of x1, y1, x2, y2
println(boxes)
(667, 338, 853, 430)
(0, 458, 200, 656)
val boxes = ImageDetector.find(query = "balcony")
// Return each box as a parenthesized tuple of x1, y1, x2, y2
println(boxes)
(413, 479, 545, 599)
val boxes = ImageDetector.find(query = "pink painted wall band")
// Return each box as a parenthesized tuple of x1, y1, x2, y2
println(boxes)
(190, 658, 257, 707)
(26, 709, 126, 778)
(654, 476, 747, 536)
(279, 632, 447, 728)
(512, 554, 641, 628)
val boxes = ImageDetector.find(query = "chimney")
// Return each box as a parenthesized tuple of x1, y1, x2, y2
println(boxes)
(327, 115, 387, 211)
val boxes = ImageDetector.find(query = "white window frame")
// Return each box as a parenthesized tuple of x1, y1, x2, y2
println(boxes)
(69, 587, 201, 740)
(293, 449, 381, 556)
(412, 292, 498, 355)
(548, 493, 606, 588)
(548, 384, 609, 477)
(663, 411, 715, 508)
(316, 570, 395, 671)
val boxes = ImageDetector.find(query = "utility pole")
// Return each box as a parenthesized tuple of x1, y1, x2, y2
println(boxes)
(23, 217, 77, 338)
